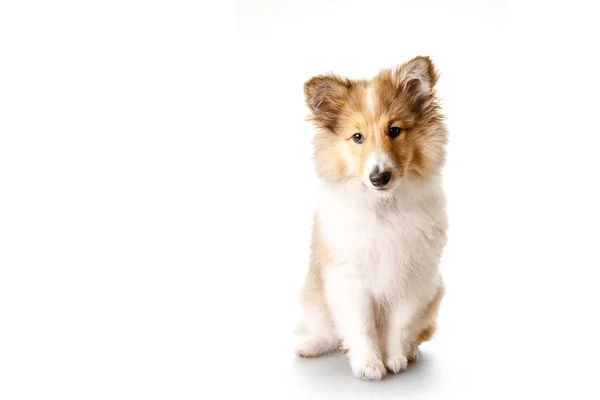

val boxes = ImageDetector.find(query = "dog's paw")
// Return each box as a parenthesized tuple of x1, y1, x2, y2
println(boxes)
(408, 347, 420, 362)
(295, 337, 339, 358)
(350, 358, 387, 380)
(385, 354, 409, 374)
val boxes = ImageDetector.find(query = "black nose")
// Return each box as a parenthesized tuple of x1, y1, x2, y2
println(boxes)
(369, 171, 391, 187)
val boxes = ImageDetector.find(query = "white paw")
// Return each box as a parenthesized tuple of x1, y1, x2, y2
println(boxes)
(295, 337, 339, 358)
(350, 358, 386, 380)
(385, 354, 408, 374)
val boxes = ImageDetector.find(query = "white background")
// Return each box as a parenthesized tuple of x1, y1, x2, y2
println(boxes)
(1, 0, 600, 399)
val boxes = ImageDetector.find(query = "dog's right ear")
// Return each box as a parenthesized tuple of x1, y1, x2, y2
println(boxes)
(304, 74, 351, 132)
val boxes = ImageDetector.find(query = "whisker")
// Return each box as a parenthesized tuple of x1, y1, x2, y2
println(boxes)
(343, 175, 359, 196)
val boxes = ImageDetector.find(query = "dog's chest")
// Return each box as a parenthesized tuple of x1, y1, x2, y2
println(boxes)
(317, 190, 442, 299)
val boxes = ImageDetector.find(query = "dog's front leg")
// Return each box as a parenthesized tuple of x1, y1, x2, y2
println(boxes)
(324, 264, 386, 380)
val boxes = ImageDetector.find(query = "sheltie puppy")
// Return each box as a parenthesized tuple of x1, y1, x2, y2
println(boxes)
(297, 56, 448, 380)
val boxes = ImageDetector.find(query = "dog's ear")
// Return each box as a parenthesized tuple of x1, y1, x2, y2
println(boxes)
(304, 74, 352, 132)
(394, 56, 439, 110)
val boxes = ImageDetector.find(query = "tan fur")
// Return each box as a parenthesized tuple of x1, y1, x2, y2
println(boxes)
(301, 214, 331, 308)
(408, 284, 445, 360)
(299, 57, 447, 370)
(305, 56, 447, 186)
(416, 284, 445, 344)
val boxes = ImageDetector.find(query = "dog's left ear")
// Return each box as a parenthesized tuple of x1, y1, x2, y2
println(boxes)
(394, 56, 439, 105)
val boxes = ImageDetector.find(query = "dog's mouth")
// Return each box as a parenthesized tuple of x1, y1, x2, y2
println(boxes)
(363, 184, 394, 193)
(360, 182, 397, 193)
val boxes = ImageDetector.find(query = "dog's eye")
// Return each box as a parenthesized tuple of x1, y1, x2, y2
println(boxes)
(352, 133, 364, 144)
(388, 127, 402, 138)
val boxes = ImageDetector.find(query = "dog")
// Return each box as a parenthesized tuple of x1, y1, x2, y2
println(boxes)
(296, 56, 448, 380)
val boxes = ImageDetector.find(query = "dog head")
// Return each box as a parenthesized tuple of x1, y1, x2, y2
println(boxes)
(305, 56, 447, 195)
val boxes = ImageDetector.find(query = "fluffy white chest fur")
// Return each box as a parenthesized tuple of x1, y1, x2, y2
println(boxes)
(316, 180, 447, 304)
(297, 179, 447, 380)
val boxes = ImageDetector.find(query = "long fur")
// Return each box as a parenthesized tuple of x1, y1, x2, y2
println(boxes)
(296, 56, 448, 381)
